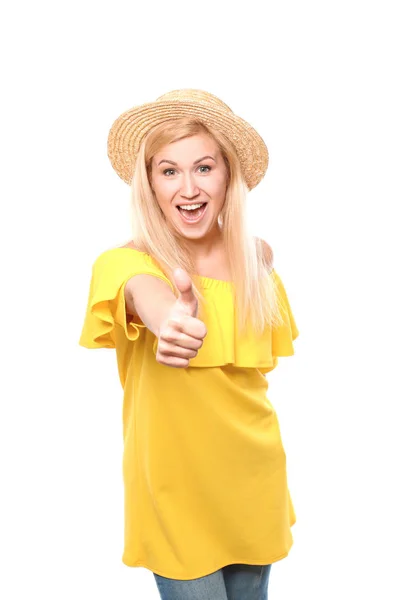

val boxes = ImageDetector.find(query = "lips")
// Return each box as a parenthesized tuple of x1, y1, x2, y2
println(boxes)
(176, 202, 208, 223)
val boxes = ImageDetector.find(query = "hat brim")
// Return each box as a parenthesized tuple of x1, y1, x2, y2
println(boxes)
(107, 100, 269, 190)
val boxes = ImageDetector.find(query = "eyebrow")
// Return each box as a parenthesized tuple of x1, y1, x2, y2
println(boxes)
(157, 155, 216, 167)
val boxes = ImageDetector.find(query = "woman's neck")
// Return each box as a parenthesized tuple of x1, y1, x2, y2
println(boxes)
(180, 229, 224, 261)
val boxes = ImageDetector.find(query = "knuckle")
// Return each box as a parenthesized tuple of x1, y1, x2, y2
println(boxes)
(162, 329, 176, 343)
(157, 341, 168, 354)
(178, 347, 191, 358)
(167, 317, 182, 329)
(160, 322, 180, 340)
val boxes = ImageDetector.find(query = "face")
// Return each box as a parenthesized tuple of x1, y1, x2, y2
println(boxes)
(150, 133, 229, 243)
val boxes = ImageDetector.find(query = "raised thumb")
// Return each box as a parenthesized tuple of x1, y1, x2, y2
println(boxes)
(173, 268, 196, 306)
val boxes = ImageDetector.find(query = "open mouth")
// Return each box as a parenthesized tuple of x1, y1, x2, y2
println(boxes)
(176, 202, 208, 223)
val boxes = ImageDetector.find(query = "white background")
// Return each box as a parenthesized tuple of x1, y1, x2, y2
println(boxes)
(1, 0, 399, 598)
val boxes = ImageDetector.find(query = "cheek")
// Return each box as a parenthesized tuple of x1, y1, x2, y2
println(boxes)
(153, 190, 175, 218)
(152, 181, 167, 208)
(155, 196, 169, 215)
(152, 178, 176, 205)
(208, 176, 227, 204)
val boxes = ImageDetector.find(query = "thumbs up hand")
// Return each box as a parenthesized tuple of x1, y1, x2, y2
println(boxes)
(156, 268, 207, 368)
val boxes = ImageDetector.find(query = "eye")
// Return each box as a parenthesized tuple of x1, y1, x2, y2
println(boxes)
(198, 165, 211, 173)
(163, 168, 176, 176)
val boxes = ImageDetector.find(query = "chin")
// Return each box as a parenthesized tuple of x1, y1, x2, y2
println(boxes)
(177, 228, 209, 240)
(171, 217, 209, 237)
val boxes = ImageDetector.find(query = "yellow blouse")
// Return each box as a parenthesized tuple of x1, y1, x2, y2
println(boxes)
(79, 247, 299, 580)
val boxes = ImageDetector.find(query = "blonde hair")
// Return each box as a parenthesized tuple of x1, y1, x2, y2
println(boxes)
(129, 117, 283, 335)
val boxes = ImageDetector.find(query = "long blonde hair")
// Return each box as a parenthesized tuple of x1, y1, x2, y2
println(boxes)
(129, 117, 283, 335)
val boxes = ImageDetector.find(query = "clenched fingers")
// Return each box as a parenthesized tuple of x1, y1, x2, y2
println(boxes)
(160, 327, 204, 351)
(166, 315, 207, 341)
(157, 340, 199, 359)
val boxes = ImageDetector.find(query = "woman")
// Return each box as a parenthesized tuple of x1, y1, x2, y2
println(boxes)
(79, 89, 299, 600)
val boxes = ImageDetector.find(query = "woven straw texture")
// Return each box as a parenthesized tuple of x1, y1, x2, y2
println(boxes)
(107, 89, 269, 190)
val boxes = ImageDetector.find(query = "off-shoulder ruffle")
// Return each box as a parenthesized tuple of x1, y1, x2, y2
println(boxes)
(79, 248, 299, 372)
(78, 248, 174, 349)
(155, 269, 299, 373)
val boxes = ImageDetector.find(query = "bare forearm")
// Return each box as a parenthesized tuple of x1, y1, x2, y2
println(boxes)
(124, 275, 176, 338)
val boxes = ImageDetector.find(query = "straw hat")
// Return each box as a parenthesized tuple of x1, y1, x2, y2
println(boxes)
(107, 89, 269, 191)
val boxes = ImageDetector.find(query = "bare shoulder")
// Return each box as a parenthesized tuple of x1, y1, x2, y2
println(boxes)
(254, 236, 274, 270)
(119, 240, 137, 249)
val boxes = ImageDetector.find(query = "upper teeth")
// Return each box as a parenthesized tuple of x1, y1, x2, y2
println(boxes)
(179, 203, 204, 211)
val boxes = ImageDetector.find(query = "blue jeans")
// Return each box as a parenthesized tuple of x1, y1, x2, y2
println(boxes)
(153, 563, 272, 600)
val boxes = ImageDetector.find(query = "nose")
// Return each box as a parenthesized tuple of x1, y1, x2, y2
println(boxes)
(180, 172, 200, 199)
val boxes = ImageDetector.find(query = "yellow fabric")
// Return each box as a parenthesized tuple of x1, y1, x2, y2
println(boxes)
(79, 247, 299, 580)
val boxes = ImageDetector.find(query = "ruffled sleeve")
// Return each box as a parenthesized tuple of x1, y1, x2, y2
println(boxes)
(183, 269, 299, 373)
(78, 248, 174, 349)
(270, 269, 299, 349)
